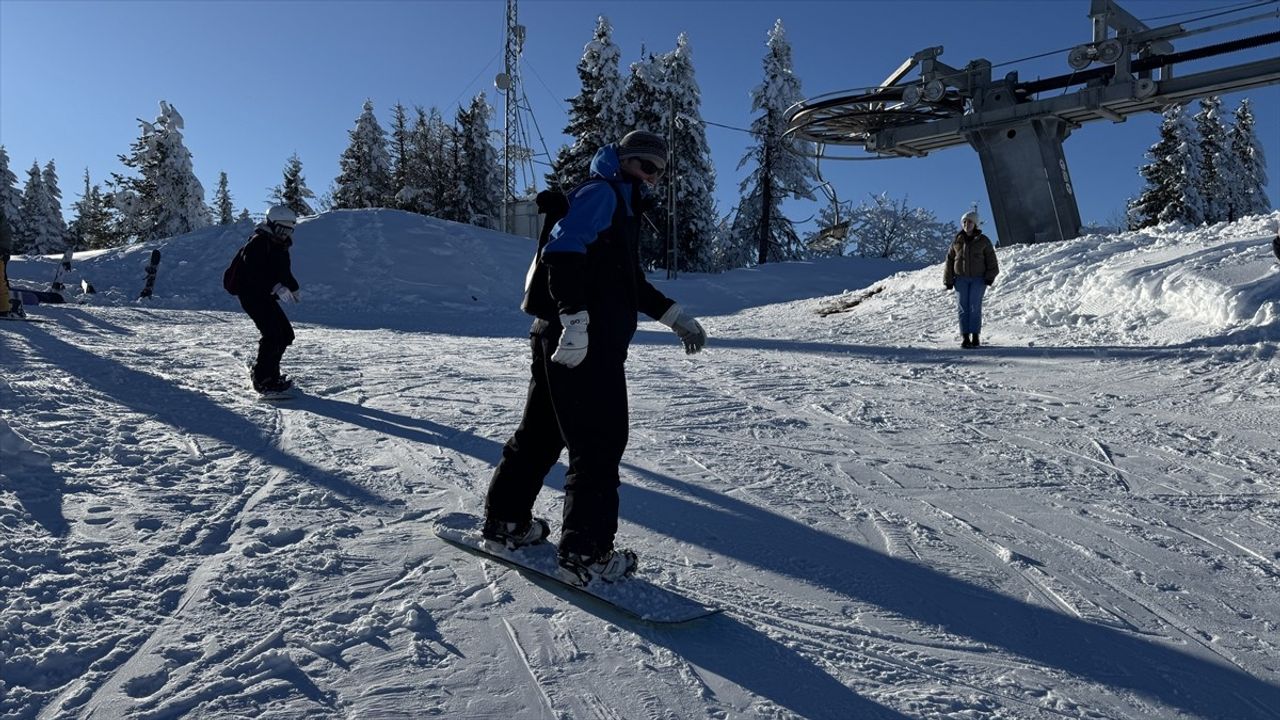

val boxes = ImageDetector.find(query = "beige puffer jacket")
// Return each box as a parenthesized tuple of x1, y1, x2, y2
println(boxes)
(943, 231, 999, 287)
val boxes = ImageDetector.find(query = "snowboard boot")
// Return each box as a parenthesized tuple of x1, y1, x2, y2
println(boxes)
(558, 547, 638, 586)
(256, 376, 292, 394)
(961, 333, 973, 349)
(481, 517, 550, 550)
(971, 333, 981, 348)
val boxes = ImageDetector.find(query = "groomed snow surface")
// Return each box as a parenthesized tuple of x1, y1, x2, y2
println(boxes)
(2, 210, 1278, 719)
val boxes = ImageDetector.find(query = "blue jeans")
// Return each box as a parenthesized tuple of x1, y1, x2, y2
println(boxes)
(954, 276, 986, 334)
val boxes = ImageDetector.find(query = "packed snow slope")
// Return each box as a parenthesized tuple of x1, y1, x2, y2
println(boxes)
(2, 210, 1278, 720)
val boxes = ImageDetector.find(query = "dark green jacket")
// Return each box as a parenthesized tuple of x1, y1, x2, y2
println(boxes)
(944, 231, 999, 286)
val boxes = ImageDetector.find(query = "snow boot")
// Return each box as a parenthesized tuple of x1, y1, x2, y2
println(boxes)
(256, 376, 292, 394)
(558, 547, 638, 586)
(971, 333, 981, 348)
(482, 516, 550, 550)
(961, 334, 973, 349)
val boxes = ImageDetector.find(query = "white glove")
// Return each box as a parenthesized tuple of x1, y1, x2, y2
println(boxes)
(272, 284, 299, 304)
(659, 304, 707, 354)
(550, 311, 589, 368)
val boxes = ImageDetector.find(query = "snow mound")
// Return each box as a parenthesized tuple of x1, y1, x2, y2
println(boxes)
(823, 211, 1280, 347)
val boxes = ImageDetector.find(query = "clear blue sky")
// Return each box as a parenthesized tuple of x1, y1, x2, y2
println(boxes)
(2, 0, 1277, 237)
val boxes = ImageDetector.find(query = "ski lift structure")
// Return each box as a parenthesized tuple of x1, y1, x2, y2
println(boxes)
(785, 0, 1280, 245)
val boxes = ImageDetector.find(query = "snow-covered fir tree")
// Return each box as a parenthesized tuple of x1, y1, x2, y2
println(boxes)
(109, 101, 212, 242)
(846, 193, 952, 262)
(426, 107, 457, 217)
(0, 146, 24, 244)
(548, 15, 626, 191)
(69, 169, 114, 250)
(41, 160, 69, 249)
(734, 20, 818, 267)
(659, 34, 718, 272)
(396, 107, 439, 216)
(271, 154, 316, 217)
(1225, 98, 1270, 220)
(389, 102, 412, 209)
(213, 172, 235, 225)
(17, 160, 65, 254)
(334, 99, 394, 209)
(1129, 104, 1204, 228)
(438, 131, 469, 224)
(237, 208, 252, 222)
(1193, 96, 1229, 223)
(455, 93, 502, 228)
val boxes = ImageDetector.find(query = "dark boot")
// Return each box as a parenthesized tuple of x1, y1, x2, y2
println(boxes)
(961, 334, 973, 349)
(971, 333, 981, 348)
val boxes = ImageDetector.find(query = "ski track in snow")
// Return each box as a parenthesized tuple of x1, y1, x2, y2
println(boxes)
(2, 212, 1278, 719)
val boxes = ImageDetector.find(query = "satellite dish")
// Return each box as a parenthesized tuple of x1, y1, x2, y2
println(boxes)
(494, 73, 512, 91)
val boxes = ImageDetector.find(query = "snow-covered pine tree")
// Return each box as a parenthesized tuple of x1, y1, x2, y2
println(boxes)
(109, 101, 212, 242)
(660, 33, 719, 272)
(237, 208, 252, 222)
(426, 107, 457, 217)
(334, 99, 394, 209)
(41, 161, 69, 250)
(1128, 104, 1204, 228)
(1193, 96, 1229, 224)
(1162, 106, 1206, 226)
(1225, 98, 1270, 220)
(456, 93, 502, 228)
(18, 160, 64, 254)
(0, 147, 24, 246)
(548, 15, 626, 192)
(389, 102, 412, 209)
(735, 20, 818, 267)
(271, 153, 316, 217)
(213, 171, 235, 225)
(438, 128, 469, 224)
(397, 107, 437, 215)
(69, 169, 114, 250)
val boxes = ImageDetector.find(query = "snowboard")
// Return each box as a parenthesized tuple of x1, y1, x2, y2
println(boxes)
(10, 287, 65, 304)
(50, 247, 74, 291)
(433, 512, 719, 624)
(138, 249, 162, 299)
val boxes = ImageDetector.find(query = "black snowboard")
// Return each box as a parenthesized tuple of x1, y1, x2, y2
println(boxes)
(138, 249, 162, 299)
(434, 512, 719, 624)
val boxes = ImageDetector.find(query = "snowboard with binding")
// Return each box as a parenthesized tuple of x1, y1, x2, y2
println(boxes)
(433, 512, 719, 624)
(138, 249, 162, 299)
(50, 247, 74, 291)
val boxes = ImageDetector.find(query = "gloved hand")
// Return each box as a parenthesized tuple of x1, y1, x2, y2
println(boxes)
(944, 283, 954, 291)
(273, 283, 299, 303)
(984, 279, 995, 287)
(659, 304, 707, 354)
(550, 311, 589, 368)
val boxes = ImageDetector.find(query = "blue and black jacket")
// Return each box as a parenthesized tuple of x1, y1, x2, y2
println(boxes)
(526, 144, 675, 350)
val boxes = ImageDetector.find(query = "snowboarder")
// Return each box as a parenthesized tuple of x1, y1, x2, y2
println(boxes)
(943, 210, 999, 348)
(484, 130, 708, 585)
(235, 205, 301, 393)
(0, 208, 21, 319)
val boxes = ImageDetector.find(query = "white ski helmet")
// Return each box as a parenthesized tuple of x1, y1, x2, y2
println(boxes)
(266, 205, 297, 230)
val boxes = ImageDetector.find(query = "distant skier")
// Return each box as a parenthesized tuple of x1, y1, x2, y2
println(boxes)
(235, 205, 301, 393)
(1272, 232, 1279, 263)
(943, 210, 999, 348)
(483, 130, 709, 585)
(0, 208, 21, 319)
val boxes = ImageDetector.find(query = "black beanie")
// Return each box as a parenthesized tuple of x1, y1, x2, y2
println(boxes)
(617, 130, 668, 168)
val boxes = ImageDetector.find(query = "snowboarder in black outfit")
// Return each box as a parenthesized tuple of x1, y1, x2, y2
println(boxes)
(236, 205, 301, 393)
(483, 130, 709, 585)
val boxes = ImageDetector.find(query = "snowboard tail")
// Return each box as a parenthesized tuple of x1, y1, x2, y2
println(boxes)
(433, 512, 719, 624)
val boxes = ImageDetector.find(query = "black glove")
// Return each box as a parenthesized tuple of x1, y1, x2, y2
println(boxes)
(984, 279, 994, 287)
(944, 283, 954, 291)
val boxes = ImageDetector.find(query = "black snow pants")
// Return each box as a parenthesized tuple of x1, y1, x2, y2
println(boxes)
(484, 330, 629, 558)
(239, 295, 295, 382)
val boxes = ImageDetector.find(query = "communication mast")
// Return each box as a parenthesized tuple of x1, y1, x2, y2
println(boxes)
(496, 0, 525, 234)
